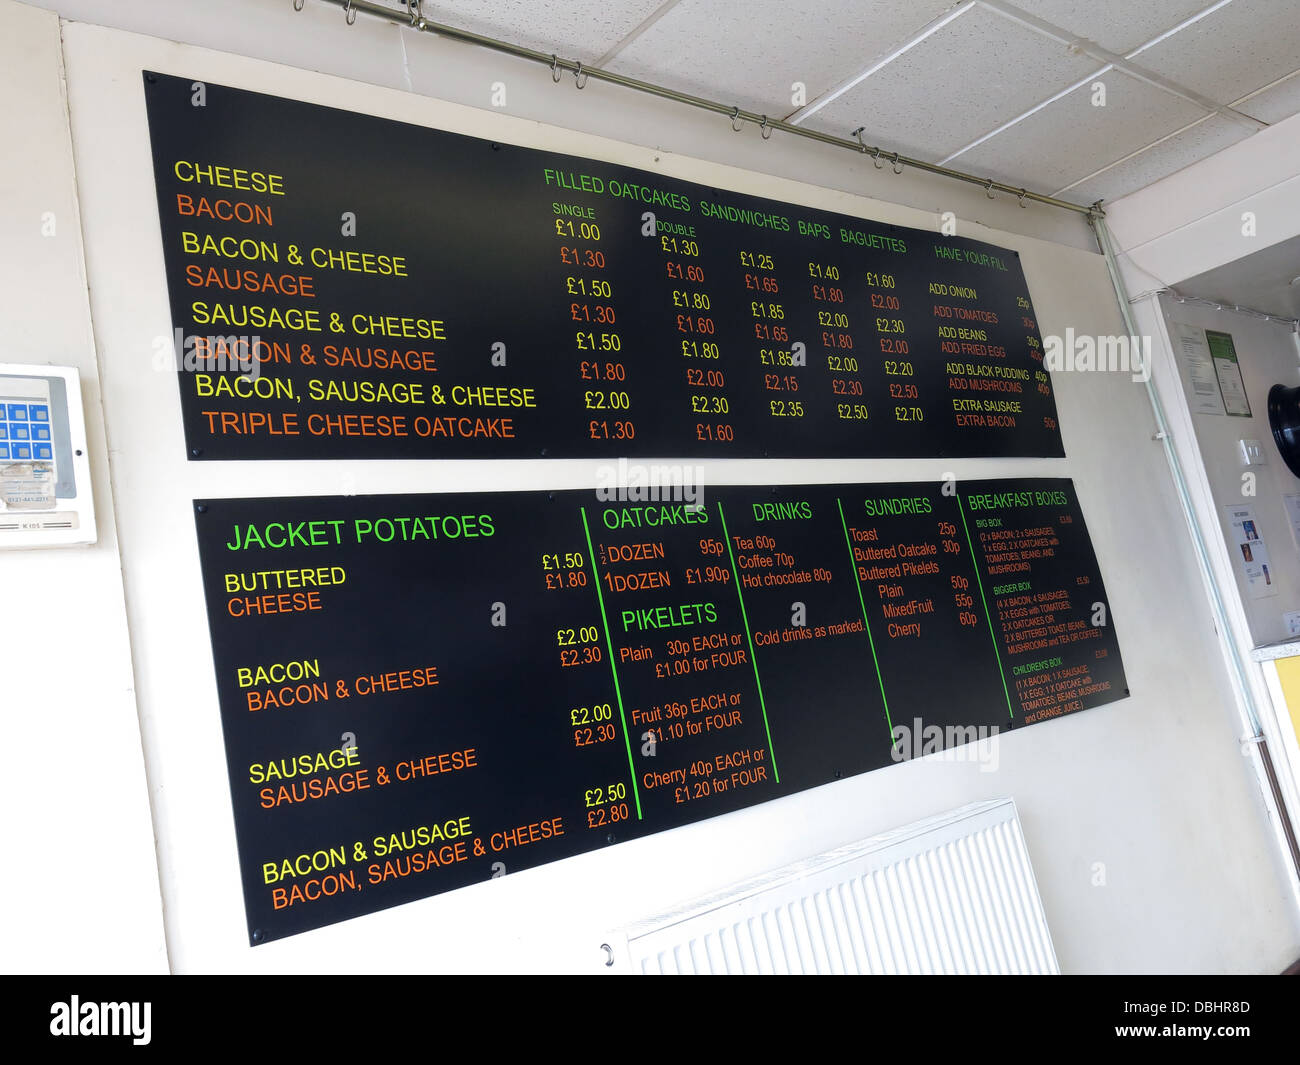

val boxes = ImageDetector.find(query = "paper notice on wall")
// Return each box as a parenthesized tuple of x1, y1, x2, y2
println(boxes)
(1206, 330, 1251, 417)
(1172, 322, 1225, 415)
(0, 462, 55, 510)
(1224, 503, 1276, 598)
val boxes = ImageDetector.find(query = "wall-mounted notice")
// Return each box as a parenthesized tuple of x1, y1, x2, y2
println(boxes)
(1206, 330, 1251, 417)
(1170, 322, 1225, 416)
(193, 478, 1125, 943)
(142, 72, 1064, 462)
(1224, 502, 1276, 598)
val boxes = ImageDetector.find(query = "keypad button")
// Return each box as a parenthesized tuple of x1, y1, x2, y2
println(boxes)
(12, 444, 31, 460)
(7, 404, 27, 421)
(34, 444, 53, 460)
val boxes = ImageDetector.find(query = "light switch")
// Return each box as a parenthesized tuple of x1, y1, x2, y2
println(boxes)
(1240, 438, 1267, 466)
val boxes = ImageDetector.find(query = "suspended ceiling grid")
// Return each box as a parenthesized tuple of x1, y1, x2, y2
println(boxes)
(417, 0, 1300, 205)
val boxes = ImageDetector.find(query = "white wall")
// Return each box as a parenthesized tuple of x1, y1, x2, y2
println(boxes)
(1159, 299, 1300, 646)
(1103, 89, 1300, 902)
(0, 0, 166, 974)
(48, 9, 1300, 974)
(1125, 291, 1300, 912)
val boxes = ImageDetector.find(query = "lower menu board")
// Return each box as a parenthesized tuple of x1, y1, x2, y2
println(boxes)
(195, 478, 1126, 943)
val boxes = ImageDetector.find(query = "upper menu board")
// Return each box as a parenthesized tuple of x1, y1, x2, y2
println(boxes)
(194, 477, 1124, 943)
(142, 72, 1065, 461)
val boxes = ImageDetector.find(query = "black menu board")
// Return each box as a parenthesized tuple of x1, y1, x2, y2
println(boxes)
(142, 72, 1065, 461)
(194, 478, 1124, 942)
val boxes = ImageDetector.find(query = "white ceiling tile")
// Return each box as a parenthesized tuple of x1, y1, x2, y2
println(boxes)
(1062, 114, 1254, 204)
(1129, 0, 1300, 104)
(952, 70, 1209, 195)
(411, 0, 1293, 206)
(1000, 0, 1210, 55)
(422, 0, 666, 61)
(1234, 70, 1300, 124)
(802, 3, 1102, 161)
(604, 0, 964, 119)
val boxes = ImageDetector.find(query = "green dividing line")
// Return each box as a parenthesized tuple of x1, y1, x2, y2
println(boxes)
(956, 495, 1015, 722)
(717, 502, 780, 784)
(580, 507, 643, 820)
(835, 498, 895, 742)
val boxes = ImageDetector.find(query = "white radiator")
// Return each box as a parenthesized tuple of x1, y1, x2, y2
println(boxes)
(606, 798, 1058, 975)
